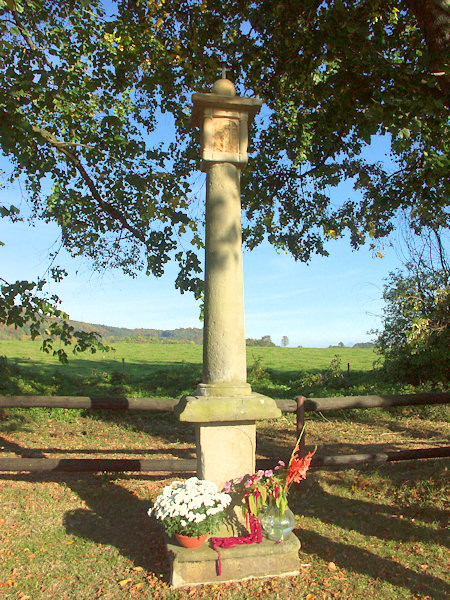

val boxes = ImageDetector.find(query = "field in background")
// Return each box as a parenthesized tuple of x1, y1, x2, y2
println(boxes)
(0, 339, 377, 372)
(0, 339, 381, 399)
(0, 340, 448, 599)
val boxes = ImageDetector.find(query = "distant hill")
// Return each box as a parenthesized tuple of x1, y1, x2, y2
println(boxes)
(0, 320, 203, 344)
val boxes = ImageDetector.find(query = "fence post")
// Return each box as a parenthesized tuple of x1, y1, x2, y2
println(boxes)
(296, 395, 306, 455)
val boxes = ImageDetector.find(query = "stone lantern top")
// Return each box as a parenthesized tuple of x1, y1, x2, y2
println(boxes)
(190, 79, 262, 170)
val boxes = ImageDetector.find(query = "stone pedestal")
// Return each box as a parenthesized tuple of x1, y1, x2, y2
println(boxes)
(166, 533, 301, 588)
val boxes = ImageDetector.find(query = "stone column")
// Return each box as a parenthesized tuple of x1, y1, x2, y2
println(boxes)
(176, 78, 280, 490)
(203, 161, 247, 387)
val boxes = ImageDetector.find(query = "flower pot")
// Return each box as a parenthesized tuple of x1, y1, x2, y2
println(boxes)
(259, 503, 295, 542)
(175, 533, 209, 549)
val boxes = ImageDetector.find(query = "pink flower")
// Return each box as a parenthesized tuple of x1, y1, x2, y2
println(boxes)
(278, 460, 286, 467)
(244, 479, 253, 488)
(257, 470, 265, 476)
(264, 470, 274, 477)
(274, 482, 280, 499)
(236, 476, 244, 484)
(223, 480, 231, 493)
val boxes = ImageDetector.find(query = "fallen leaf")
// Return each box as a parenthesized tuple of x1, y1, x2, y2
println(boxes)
(327, 561, 338, 572)
(132, 566, 144, 572)
(306, 594, 316, 600)
(118, 578, 132, 587)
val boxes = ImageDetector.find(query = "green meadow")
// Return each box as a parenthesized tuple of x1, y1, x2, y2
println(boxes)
(0, 339, 381, 399)
(0, 339, 377, 372)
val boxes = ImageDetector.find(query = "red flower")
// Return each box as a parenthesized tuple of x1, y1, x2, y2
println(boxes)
(285, 451, 314, 487)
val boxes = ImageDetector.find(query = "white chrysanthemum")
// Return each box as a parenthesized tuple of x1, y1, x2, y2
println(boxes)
(148, 477, 232, 533)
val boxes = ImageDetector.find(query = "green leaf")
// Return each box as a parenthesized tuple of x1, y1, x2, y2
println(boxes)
(248, 495, 257, 516)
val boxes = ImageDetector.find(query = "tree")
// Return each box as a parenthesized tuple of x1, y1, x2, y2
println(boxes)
(375, 226, 449, 383)
(0, 0, 201, 358)
(150, 0, 448, 257)
(0, 274, 110, 361)
(281, 335, 289, 347)
(375, 266, 449, 383)
(246, 335, 275, 347)
(1, 0, 448, 357)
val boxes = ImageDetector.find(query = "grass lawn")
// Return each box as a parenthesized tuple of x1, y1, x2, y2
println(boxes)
(0, 341, 448, 599)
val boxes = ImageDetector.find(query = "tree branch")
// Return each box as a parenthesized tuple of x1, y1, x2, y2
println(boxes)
(31, 125, 147, 244)
(10, 4, 55, 71)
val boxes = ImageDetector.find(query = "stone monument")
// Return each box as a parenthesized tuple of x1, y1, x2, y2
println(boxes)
(169, 74, 300, 587)
(176, 74, 281, 489)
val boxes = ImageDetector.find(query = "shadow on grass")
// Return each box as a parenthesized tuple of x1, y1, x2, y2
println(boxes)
(0, 435, 180, 584)
(0, 407, 197, 446)
(63, 474, 171, 580)
(299, 528, 449, 600)
(293, 476, 448, 542)
(1, 467, 448, 597)
(0, 356, 203, 397)
(291, 475, 449, 599)
(0, 470, 176, 584)
(0, 435, 195, 459)
(255, 423, 447, 470)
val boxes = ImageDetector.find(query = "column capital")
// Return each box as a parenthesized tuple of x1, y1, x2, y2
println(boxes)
(176, 392, 281, 423)
(190, 86, 262, 171)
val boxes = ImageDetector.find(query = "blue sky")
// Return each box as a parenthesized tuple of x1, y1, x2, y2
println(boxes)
(0, 166, 401, 347)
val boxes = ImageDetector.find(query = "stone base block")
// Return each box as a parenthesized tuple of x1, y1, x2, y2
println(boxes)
(196, 422, 256, 489)
(166, 532, 301, 588)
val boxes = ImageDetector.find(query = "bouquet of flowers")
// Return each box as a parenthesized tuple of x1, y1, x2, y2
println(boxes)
(148, 477, 232, 537)
(224, 426, 315, 518)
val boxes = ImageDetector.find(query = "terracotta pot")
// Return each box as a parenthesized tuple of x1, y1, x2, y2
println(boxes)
(175, 533, 209, 549)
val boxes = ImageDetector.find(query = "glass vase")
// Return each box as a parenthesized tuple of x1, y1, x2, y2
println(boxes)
(259, 502, 296, 542)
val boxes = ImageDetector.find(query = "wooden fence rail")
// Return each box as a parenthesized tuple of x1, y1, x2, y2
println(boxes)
(0, 396, 178, 410)
(1, 447, 449, 473)
(1, 391, 449, 412)
(1, 392, 448, 474)
(292, 391, 450, 447)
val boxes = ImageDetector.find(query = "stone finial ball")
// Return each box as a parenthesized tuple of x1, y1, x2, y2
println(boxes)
(212, 78, 236, 96)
